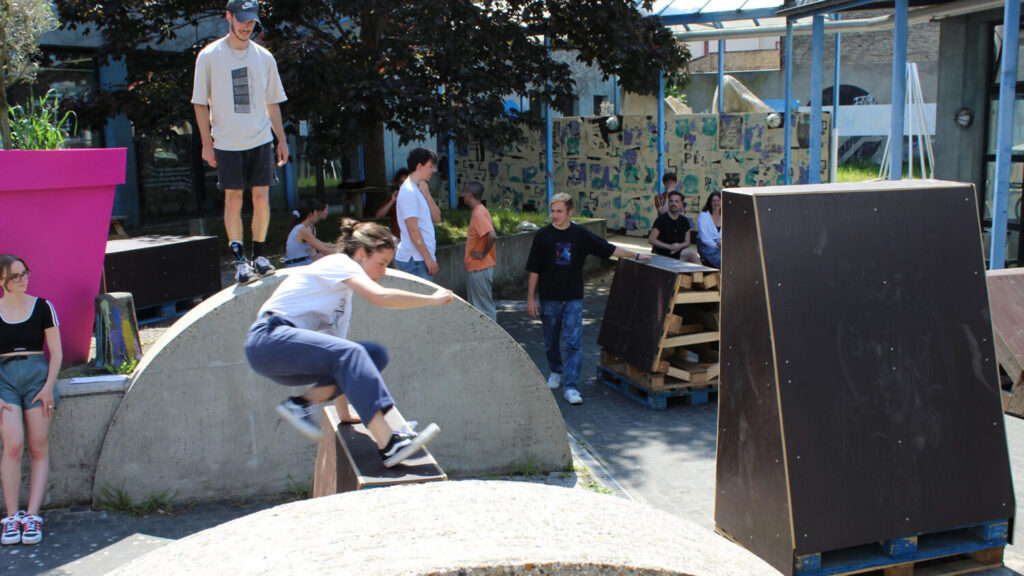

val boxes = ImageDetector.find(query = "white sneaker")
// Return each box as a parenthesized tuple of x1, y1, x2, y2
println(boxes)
(0, 512, 22, 545)
(546, 373, 562, 389)
(276, 398, 321, 441)
(19, 514, 42, 545)
(564, 389, 583, 405)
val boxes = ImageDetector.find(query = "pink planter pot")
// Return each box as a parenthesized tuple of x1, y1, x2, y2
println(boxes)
(0, 149, 127, 366)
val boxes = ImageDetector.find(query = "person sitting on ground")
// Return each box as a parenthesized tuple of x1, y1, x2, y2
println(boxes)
(0, 255, 61, 546)
(655, 173, 678, 215)
(245, 220, 452, 467)
(697, 191, 723, 268)
(283, 199, 335, 267)
(375, 168, 409, 241)
(648, 192, 702, 265)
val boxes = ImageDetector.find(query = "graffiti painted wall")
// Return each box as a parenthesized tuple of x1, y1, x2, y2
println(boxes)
(450, 112, 829, 234)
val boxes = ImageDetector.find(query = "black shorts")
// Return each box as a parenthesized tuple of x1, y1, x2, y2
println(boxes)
(214, 141, 278, 191)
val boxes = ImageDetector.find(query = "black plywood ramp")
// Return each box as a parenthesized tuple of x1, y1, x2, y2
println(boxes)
(715, 180, 1015, 576)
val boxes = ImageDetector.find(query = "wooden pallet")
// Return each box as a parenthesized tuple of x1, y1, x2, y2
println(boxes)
(789, 520, 1008, 576)
(597, 364, 717, 410)
(601, 350, 718, 389)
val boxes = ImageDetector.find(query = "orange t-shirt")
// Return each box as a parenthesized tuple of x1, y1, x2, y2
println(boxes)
(464, 204, 496, 271)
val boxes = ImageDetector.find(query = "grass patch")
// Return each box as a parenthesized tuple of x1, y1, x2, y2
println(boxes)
(573, 462, 613, 495)
(95, 482, 177, 515)
(434, 208, 555, 245)
(836, 159, 882, 183)
(284, 474, 312, 501)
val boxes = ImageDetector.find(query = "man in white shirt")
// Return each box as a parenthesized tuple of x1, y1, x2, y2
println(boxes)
(395, 148, 441, 281)
(192, 0, 289, 284)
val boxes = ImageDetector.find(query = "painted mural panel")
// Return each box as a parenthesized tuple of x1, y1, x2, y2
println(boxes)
(450, 112, 829, 233)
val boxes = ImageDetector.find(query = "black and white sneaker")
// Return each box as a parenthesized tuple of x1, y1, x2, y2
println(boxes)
(235, 260, 256, 284)
(275, 398, 321, 441)
(379, 423, 440, 468)
(253, 256, 276, 277)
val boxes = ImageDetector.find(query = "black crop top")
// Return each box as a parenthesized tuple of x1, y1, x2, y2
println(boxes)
(0, 298, 59, 355)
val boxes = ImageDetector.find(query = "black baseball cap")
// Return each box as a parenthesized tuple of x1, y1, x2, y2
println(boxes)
(227, 0, 260, 23)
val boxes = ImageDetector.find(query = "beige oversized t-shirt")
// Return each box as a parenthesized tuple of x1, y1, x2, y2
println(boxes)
(191, 37, 287, 151)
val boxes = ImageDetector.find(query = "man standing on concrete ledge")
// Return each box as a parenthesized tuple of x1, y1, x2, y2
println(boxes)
(192, 0, 288, 285)
(526, 193, 650, 405)
(463, 182, 497, 321)
(395, 148, 441, 281)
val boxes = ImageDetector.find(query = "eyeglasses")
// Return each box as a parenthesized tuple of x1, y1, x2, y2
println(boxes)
(6, 271, 30, 283)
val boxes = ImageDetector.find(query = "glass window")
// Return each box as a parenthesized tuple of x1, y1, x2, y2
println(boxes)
(985, 96, 1024, 155)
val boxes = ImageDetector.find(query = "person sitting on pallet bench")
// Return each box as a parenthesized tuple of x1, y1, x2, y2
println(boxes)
(245, 220, 451, 467)
(526, 193, 651, 405)
(648, 191, 702, 265)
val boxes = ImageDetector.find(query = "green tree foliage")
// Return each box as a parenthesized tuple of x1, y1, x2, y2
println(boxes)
(57, 1, 689, 161)
(0, 0, 60, 149)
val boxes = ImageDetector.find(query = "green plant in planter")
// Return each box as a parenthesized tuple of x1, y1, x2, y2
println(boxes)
(8, 88, 76, 150)
(0, 0, 60, 149)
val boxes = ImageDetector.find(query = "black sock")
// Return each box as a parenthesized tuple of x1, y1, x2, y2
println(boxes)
(230, 241, 246, 262)
(252, 241, 265, 258)
(290, 395, 309, 407)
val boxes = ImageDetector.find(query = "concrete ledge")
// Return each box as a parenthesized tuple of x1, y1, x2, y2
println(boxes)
(110, 481, 777, 575)
(92, 268, 569, 504)
(433, 219, 608, 296)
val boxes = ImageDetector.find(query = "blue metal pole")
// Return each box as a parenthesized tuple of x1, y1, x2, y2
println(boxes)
(809, 15, 824, 184)
(658, 70, 666, 196)
(717, 39, 726, 113)
(784, 21, 793, 185)
(613, 76, 621, 115)
(831, 14, 841, 183)
(889, 0, 908, 180)
(448, 138, 457, 209)
(545, 35, 554, 203)
(990, 0, 1021, 269)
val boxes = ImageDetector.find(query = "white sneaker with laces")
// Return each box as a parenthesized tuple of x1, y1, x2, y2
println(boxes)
(276, 398, 321, 441)
(546, 373, 562, 390)
(252, 256, 276, 277)
(19, 514, 42, 545)
(0, 512, 21, 545)
(564, 388, 583, 405)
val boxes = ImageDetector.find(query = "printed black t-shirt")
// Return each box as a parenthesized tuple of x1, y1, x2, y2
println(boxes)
(650, 212, 692, 257)
(525, 223, 615, 301)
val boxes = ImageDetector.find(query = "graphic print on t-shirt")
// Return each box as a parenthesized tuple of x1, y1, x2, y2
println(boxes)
(556, 242, 572, 266)
(332, 294, 349, 331)
(231, 67, 251, 114)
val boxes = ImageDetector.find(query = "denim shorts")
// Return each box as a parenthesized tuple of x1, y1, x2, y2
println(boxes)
(0, 355, 57, 409)
(214, 141, 278, 190)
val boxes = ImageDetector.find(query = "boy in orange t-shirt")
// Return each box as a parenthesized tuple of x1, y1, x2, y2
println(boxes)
(463, 182, 497, 321)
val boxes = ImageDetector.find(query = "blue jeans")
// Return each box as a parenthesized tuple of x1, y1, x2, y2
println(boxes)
(540, 299, 584, 390)
(244, 315, 394, 423)
(397, 257, 433, 282)
(701, 244, 722, 269)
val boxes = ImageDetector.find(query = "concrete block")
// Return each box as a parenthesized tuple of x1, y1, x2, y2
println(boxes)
(92, 269, 569, 504)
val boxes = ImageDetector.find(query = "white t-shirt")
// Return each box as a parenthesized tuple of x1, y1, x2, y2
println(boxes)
(191, 37, 287, 151)
(395, 178, 436, 262)
(257, 254, 366, 339)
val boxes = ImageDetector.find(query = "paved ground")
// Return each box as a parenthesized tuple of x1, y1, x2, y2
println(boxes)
(6, 237, 1024, 575)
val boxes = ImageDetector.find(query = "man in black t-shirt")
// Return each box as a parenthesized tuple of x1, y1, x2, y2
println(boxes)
(525, 193, 650, 405)
(648, 191, 701, 264)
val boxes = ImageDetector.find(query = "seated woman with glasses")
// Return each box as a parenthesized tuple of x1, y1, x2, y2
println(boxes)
(0, 254, 61, 546)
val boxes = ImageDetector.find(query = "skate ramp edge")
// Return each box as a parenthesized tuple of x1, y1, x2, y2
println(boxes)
(93, 270, 569, 503)
(110, 481, 776, 576)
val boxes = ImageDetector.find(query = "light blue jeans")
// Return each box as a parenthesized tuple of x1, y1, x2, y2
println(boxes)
(540, 299, 584, 390)
(397, 257, 433, 282)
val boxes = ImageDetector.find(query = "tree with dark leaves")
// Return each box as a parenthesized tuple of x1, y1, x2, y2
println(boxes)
(57, 0, 688, 183)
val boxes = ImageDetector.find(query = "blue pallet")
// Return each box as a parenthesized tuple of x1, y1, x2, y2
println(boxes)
(793, 519, 1009, 576)
(596, 365, 717, 410)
